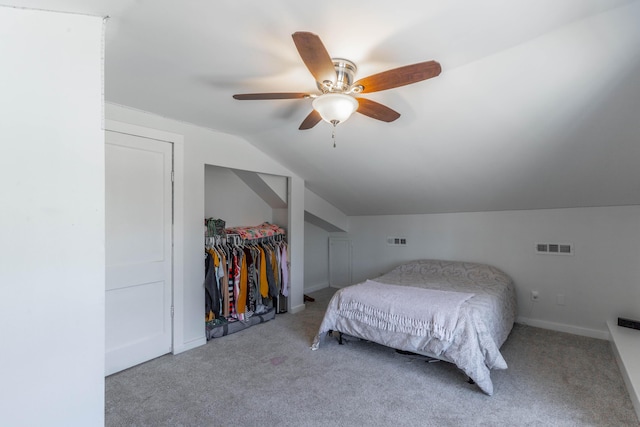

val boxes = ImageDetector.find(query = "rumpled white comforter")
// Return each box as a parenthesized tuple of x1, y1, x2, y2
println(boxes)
(311, 260, 517, 395)
(329, 280, 474, 342)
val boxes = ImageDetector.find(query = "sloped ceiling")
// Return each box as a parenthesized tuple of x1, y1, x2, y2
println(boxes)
(9, 0, 640, 215)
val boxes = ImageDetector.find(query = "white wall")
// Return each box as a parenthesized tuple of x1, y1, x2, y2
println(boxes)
(0, 7, 105, 426)
(346, 206, 640, 339)
(258, 172, 288, 203)
(305, 188, 348, 232)
(105, 102, 306, 352)
(205, 165, 275, 227)
(304, 221, 330, 292)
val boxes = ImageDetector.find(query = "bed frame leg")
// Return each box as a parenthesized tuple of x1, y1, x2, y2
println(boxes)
(327, 330, 344, 345)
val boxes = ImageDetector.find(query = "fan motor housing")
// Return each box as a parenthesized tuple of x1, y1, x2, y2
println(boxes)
(318, 58, 357, 93)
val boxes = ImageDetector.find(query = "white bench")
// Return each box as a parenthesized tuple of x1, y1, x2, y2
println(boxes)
(608, 320, 640, 421)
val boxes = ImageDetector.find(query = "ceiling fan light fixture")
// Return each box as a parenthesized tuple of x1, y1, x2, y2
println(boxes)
(233, 32, 442, 131)
(312, 93, 358, 125)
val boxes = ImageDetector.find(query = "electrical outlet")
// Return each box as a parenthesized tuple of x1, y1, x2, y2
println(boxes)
(531, 290, 539, 301)
(387, 236, 407, 246)
(557, 293, 565, 306)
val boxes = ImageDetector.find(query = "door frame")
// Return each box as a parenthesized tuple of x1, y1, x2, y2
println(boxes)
(104, 119, 185, 354)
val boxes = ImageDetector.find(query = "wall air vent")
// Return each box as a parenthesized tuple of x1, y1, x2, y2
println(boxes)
(536, 243, 574, 255)
(387, 237, 407, 246)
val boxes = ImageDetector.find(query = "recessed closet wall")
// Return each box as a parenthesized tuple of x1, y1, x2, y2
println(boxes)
(204, 165, 286, 228)
(204, 164, 290, 314)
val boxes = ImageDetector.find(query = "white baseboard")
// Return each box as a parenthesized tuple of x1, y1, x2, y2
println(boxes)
(290, 303, 306, 314)
(304, 282, 329, 293)
(173, 336, 206, 355)
(516, 316, 609, 340)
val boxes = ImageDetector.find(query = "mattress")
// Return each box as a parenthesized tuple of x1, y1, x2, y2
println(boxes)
(311, 259, 517, 395)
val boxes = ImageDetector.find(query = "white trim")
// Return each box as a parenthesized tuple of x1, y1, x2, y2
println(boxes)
(290, 303, 306, 314)
(304, 282, 329, 294)
(173, 337, 207, 355)
(104, 120, 187, 356)
(105, 119, 183, 144)
(171, 139, 186, 355)
(516, 316, 609, 340)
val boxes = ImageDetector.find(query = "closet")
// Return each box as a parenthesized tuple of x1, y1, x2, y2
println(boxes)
(204, 165, 289, 339)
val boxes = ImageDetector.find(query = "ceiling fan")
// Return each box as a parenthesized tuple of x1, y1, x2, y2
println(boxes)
(233, 31, 442, 130)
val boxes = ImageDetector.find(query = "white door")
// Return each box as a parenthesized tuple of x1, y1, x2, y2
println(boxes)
(105, 130, 173, 376)
(329, 237, 352, 288)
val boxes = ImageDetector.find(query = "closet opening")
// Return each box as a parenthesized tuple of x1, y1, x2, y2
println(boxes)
(203, 165, 290, 339)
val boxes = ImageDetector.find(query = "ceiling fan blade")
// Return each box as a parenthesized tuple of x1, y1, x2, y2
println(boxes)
(353, 60, 442, 93)
(299, 110, 322, 130)
(233, 92, 309, 100)
(292, 32, 336, 85)
(356, 98, 401, 122)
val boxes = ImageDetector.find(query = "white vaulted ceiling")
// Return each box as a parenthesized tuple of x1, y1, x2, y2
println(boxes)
(8, 0, 640, 215)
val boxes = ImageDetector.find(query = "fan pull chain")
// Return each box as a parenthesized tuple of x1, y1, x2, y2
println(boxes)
(331, 120, 338, 148)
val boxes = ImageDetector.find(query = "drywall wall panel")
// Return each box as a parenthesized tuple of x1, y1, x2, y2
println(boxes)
(305, 188, 348, 232)
(304, 221, 330, 292)
(0, 7, 105, 426)
(205, 165, 274, 227)
(258, 172, 288, 204)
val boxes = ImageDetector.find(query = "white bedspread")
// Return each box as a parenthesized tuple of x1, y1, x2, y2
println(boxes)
(328, 280, 474, 342)
(311, 260, 517, 395)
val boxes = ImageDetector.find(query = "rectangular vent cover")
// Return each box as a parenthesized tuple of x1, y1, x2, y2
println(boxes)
(536, 243, 573, 255)
(387, 237, 407, 246)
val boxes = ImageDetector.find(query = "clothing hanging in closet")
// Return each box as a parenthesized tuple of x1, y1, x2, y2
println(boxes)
(204, 230, 289, 325)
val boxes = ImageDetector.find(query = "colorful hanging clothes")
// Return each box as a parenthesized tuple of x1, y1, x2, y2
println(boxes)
(204, 229, 289, 323)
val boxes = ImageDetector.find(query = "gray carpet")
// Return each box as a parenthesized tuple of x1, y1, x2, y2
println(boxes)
(106, 287, 639, 426)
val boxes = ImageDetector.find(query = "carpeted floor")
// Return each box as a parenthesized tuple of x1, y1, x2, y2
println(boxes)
(106, 287, 639, 426)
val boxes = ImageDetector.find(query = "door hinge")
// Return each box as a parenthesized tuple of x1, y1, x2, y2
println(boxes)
(171, 306, 174, 318)
(171, 170, 175, 182)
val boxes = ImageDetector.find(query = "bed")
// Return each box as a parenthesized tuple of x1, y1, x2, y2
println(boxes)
(311, 259, 517, 395)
